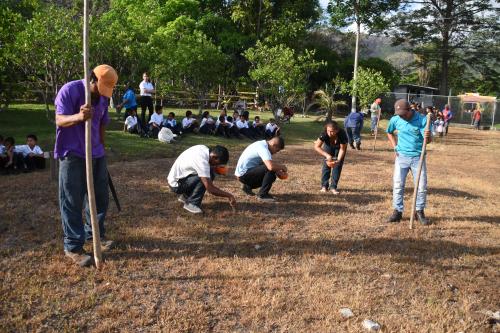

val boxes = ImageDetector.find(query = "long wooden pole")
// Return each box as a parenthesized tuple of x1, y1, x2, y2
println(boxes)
(409, 113, 431, 229)
(372, 108, 382, 151)
(83, 0, 103, 268)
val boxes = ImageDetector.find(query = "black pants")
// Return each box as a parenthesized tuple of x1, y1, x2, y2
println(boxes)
(320, 145, 344, 189)
(216, 125, 231, 138)
(140, 96, 154, 124)
(239, 164, 276, 196)
(165, 123, 182, 135)
(199, 123, 215, 135)
(171, 172, 215, 207)
(24, 155, 46, 170)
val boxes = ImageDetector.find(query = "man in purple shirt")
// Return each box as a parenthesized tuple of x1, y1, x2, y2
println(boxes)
(55, 64, 118, 267)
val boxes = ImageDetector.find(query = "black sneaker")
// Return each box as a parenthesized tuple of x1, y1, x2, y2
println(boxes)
(257, 194, 275, 202)
(387, 209, 402, 223)
(242, 184, 255, 196)
(356, 142, 361, 150)
(349, 143, 355, 149)
(415, 210, 431, 226)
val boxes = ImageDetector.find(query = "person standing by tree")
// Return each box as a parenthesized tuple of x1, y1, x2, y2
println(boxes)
(139, 72, 155, 125)
(55, 64, 118, 267)
(314, 121, 348, 195)
(442, 104, 453, 135)
(370, 98, 382, 136)
(386, 99, 432, 225)
(344, 109, 364, 150)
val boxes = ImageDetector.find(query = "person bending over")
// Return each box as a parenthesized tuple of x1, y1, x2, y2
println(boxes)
(235, 136, 287, 202)
(314, 121, 348, 195)
(168, 145, 236, 214)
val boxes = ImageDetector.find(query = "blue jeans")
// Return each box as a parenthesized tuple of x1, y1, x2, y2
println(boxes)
(171, 171, 215, 207)
(345, 127, 361, 144)
(371, 115, 378, 131)
(59, 154, 109, 252)
(320, 145, 344, 189)
(393, 155, 427, 212)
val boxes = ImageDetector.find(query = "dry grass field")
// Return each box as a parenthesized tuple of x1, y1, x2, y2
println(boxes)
(1, 127, 499, 332)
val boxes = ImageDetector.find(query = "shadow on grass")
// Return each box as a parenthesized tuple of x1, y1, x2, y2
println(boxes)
(432, 215, 499, 225)
(108, 236, 500, 267)
(430, 187, 482, 199)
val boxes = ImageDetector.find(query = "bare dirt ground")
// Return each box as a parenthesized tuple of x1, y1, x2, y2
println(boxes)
(1, 128, 499, 332)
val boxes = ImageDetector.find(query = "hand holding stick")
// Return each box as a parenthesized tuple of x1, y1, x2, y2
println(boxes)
(409, 113, 432, 229)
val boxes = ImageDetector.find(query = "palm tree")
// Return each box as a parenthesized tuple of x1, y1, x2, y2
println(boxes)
(306, 76, 346, 121)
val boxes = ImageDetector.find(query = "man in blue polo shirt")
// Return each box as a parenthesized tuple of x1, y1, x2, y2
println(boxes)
(386, 99, 431, 225)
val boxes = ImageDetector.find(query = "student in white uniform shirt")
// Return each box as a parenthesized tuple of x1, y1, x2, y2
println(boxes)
(139, 72, 155, 124)
(148, 104, 164, 138)
(252, 116, 265, 138)
(164, 112, 182, 135)
(123, 109, 142, 135)
(15, 134, 46, 171)
(265, 118, 280, 139)
(167, 145, 236, 214)
(199, 111, 216, 135)
(235, 136, 287, 201)
(236, 114, 255, 139)
(215, 114, 232, 138)
(182, 110, 199, 133)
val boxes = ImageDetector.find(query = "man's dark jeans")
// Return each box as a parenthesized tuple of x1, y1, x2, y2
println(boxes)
(239, 164, 276, 196)
(171, 172, 215, 207)
(59, 154, 108, 252)
(320, 145, 344, 190)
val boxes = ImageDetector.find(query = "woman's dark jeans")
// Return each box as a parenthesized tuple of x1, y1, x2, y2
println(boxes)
(320, 145, 344, 190)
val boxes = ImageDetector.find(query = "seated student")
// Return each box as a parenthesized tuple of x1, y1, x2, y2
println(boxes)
(199, 111, 216, 135)
(16, 134, 46, 171)
(232, 111, 240, 123)
(235, 136, 287, 202)
(2, 137, 23, 173)
(182, 110, 199, 134)
(116, 83, 138, 120)
(252, 116, 265, 138)
(215, 115, 231, 138)
(167, 145, 236, 214)
(124, 109, 142, 135)
(236, 114, 255, 139)
(265, 118, 280, 139)
(164, 112, 182, 135)
(0, 135, 4, 155)
(226, 116, 242, 138)
(149, 104, 164, 138)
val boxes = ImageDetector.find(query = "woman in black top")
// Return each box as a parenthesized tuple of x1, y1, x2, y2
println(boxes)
(313, 121, 348, 194)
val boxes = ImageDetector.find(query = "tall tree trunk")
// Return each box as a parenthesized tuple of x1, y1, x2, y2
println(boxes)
(351, 18, 361, 113)
(439, 35, 450, 95)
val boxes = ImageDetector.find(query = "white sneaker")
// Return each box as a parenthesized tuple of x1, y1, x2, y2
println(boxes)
(320, 187, 327, 193)
(183, 203, 203, 214)
(330, 189, 340, 195)
(177, 195, 187, 204)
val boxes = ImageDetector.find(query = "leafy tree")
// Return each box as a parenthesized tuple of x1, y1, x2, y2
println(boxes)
(150, 16, 227, 111)
(328, 0, 399, 111)
(244, 41, 323, 119)
(342, 67, 389, 110)
(0, 0, 37, 110)
(359, 57, 399, 89)
(15, 5, 81, 101)
(386, 0, 499, 95)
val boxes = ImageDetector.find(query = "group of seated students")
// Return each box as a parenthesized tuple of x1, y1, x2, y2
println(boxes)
(0, 134, 46, 175)
(124, 105, 281, 141)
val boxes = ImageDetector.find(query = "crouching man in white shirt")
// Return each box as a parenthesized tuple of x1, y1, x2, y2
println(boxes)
(167, 145, 236, 214)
